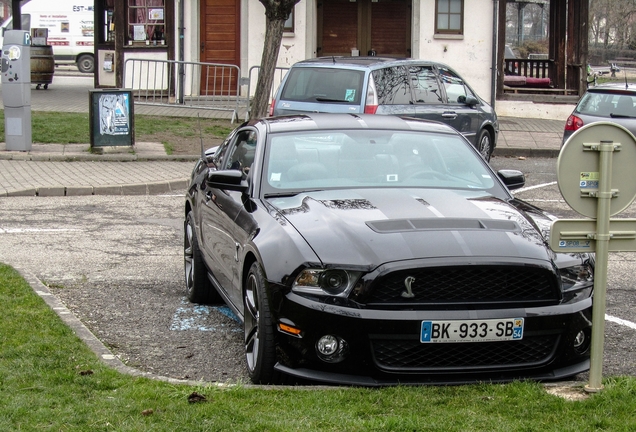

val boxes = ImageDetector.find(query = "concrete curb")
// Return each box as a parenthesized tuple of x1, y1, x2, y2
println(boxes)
(0, 179, 190, 197)
(14, 265, 212, 387)
(0, 153, 200, 162)
(493, 147, 561, 159)
(2, 148, 562, 162)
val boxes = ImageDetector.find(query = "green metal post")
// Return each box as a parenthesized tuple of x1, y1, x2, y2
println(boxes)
(585, 140, 614, 393)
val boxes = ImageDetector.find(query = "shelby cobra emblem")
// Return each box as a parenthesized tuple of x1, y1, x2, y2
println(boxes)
(402, 276, 416, 298)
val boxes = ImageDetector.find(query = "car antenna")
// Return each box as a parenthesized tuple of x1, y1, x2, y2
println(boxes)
(626, 70, 629, 89)
(332, 56, 336, 64)
(198, 114, 205, 160)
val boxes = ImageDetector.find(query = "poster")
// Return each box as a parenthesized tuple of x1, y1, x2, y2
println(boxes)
(99, 93, 130, 136)
(134, 25, 146, 41)
(149, 9, 164, 20)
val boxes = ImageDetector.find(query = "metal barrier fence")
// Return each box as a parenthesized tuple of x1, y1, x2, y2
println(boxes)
(123, 58, 245, 122)
(245, 66, 289, 120)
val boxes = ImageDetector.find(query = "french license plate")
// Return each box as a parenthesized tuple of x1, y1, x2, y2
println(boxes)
(420, 318, 524, 343)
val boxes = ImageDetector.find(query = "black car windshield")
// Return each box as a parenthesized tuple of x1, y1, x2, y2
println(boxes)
(262, 130, 504, 197)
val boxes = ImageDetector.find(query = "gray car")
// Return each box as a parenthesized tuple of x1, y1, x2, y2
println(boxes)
(270, 57, 499, 161)
(563, 82, 636, 145)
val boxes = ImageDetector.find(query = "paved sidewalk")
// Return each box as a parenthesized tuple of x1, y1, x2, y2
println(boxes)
(0, 70, 569, 197)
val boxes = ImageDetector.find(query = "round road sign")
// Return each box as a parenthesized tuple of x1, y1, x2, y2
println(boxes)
(557, 122, 636, 218)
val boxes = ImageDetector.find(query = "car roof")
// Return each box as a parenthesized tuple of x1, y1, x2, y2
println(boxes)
(290, 56, 448, 70)
(260, 113, 459, 135)
(585, 83, 636, 93)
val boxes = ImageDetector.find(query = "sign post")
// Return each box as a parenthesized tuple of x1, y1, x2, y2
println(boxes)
(551, 122, 636, 392)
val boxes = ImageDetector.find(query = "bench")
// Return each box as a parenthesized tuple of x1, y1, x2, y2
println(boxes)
(503, 85, 578, 95)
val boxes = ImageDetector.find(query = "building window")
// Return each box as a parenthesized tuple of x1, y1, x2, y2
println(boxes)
(128, 0, 165, 44)
(284, 8, 294, 33)
(435, 0, 463, 35)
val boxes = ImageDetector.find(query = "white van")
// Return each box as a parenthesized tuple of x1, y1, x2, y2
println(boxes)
(0, 0, 94, 73)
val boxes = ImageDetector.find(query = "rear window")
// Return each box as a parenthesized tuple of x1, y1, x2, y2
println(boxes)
(577, 91, 636, 117)
(280, 67, 365, 104)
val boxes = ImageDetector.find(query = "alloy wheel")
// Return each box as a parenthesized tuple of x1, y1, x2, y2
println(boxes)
(244, 273, 260, 373)
(184, 222, 194, 292)
(479, 132, 492, 161)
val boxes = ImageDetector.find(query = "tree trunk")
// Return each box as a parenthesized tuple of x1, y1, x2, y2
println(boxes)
(250, 17, 285, 120)
(250, 0, 300, 120)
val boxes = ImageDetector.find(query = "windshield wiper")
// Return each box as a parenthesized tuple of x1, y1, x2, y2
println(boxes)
(610, 113, 636, 118)
(264, 189, 324, 198)
(315, 97, 351, 103)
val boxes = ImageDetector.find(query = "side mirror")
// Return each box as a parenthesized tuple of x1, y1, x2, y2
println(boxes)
(497, 169, 525, 190)
(463, 95, 479, 106)
(206, 169, 249, 192)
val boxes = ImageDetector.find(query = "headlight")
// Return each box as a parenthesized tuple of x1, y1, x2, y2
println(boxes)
(559, 263, 594, 291)
(292, 269, 362, 297)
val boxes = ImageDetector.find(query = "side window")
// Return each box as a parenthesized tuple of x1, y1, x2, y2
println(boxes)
(372, 66, 413, 105)
(438, 67, 473, 104)
(224, 130, 258, 176)
(410, 66, 443, 103)
(211, 131, 236, 168)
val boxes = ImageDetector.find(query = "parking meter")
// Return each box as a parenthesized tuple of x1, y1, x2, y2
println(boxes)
(2, 30, 32, 151)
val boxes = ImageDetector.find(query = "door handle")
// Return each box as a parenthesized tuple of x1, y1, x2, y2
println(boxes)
(442, 112, 457, 119)
(200, 42, 205, 53)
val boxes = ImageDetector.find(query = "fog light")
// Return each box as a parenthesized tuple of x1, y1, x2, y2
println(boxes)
(316, 335, 348, 363)
(573, 331, 585, 348)
(317, 335, 338, 355)
(573, 330, 590, 355)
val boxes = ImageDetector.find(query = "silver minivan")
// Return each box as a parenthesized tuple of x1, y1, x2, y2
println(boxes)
(270, 57, 499, 161)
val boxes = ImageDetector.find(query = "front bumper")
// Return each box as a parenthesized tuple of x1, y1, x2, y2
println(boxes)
(272, 292, 593, 386)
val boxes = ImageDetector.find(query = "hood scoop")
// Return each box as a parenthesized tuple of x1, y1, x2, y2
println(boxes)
(366, 218, 520, 234)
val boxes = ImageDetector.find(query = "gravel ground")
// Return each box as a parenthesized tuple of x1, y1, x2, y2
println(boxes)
(0, 194, 251, 385)
(51, 279, 248, 383)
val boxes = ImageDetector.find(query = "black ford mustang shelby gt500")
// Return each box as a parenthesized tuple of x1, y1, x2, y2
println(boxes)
(184, 113, 593, 386)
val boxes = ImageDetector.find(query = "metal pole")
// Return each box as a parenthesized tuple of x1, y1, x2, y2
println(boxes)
(490, 0, 498, 109)
(178, 0, 185, 104)
(586, 140, 615, 393)
(11, 0, 21, 30)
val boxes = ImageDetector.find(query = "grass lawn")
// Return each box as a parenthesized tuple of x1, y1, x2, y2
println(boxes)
(0, 110, 234, 155)
(1, 262, 636, 431)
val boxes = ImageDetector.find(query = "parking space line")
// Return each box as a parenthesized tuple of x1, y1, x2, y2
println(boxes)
(512, 181, 557, 194)
(0, 228, 82, 234)
(606, 314, 636, 330)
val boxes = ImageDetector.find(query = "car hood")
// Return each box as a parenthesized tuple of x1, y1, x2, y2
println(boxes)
(267, 188, 551, 267)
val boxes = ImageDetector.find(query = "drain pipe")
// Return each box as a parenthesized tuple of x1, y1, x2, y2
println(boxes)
(178, 0, 185, 104)
(491, 0, 498, 109)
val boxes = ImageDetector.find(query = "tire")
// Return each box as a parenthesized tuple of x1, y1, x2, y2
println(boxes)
(476, 129, 493, 162)
(244, 262, 279, 384)
(77, 54, 94, 74)
(184, 211, 221, 304)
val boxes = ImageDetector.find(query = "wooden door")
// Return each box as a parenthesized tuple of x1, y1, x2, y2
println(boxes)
(200, 0, 240, 95)
(370, 0, 411, 57)
(319, 0, 411, 57)
(318, 0, 359, 57)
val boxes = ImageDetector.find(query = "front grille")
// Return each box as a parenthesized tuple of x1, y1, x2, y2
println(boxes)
(371, 335, 559, 371)
(363, 266, 559, 306)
